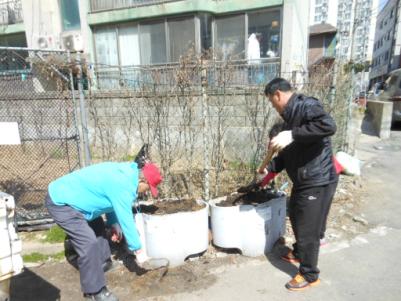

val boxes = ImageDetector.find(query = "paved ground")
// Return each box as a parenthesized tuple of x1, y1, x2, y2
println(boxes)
(157, 130, 401, 301)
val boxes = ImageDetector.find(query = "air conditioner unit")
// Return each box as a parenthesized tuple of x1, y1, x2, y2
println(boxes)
(34, 35, 56, 49)
(62, 34, 83, 52)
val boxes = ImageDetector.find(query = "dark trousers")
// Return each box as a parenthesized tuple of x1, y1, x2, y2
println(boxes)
(289, 182, 337, 282)
(45, 194, 111, 294)
(320, 181, 338, 239)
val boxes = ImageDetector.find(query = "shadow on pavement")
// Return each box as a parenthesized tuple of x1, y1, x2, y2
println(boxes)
(265, 242, 298, 279)
(10, 268, 60, 301)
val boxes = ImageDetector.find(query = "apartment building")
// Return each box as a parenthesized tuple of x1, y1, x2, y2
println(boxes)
(310, 0, 379, 63)
(370, 0, 401, 84)
(0, 0, 310, 88)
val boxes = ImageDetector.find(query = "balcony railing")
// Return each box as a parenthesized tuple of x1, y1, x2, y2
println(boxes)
(93, 59, 281, 90)
(90, 0, 184, 12)
(0, 0, 23, 25)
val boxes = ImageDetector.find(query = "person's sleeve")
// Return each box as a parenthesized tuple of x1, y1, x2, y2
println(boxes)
(291, 102, 336, 144)
(110, 190, 142, 251)
(267, 152, 285, 173)
(105, 212, 117, 226)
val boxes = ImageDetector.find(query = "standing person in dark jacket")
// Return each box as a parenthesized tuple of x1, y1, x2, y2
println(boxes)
(263, 78, 339, 291)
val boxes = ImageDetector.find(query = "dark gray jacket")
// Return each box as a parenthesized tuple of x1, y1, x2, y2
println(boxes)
(268, 93, 338, 190)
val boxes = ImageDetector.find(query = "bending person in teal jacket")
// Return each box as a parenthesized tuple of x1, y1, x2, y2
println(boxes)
(46, 161, 162, 301)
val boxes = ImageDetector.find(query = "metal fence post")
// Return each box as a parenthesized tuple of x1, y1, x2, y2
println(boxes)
(76, 52, 91, 166)
(201, 60, 210, 200)
(67, 51, 83, 168)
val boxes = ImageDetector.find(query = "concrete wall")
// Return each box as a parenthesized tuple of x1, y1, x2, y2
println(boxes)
(367, 100, 393, 139)
(281, 0, 309, 78)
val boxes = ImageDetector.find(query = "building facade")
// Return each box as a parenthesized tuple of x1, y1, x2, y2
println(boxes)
(310, 0, 379, 63)
(0, 0, 310, 87)
(0, 0, 26, 47)
(370, 0, 401, 84)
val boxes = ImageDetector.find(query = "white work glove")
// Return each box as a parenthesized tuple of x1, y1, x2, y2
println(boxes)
(111, 223, 123, 243)
(134, 249, 169, 270)
(270, 130, 293, 151)
(134, 249, 151, 264)
(256, 168, 268, 181)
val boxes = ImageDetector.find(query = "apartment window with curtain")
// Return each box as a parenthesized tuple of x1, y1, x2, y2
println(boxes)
(248, 10, 281, 59)
(200, 13, 212, 52)
(94, 27, 118, 66)
(60, 0, 81, 31)
(214, 14, 245, 60)
(168, 17, 195, 62)
(140, 21, 167, 65)
(118, 24, 140, 66)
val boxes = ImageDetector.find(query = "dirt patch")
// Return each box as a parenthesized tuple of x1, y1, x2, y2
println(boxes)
(10, 251, 233, 301)
(216, 190, 280, 207)
(139, 198, 205, 215)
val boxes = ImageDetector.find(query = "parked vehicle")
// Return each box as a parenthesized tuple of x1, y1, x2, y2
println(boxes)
(376, 68, 401, 123)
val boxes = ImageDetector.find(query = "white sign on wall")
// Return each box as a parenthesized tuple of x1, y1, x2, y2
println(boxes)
(0, 122, 21, 145)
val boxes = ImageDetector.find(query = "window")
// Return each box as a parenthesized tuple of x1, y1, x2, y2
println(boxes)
(315, 15, 322, 22)
(94, 27, 118, 66)
(248, 10, 281, 59)
(0, 33, 28, 71)
(215, 14, 245, 60)
(60, 0, 81, 31)
(118, 25, 140, 66)
(140, 21, 167, 64)
(200, 14, 212, 52)
(168, 17, 195, 62)
(391, 9, 394, 18)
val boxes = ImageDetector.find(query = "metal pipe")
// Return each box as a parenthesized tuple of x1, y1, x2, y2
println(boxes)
(76, 52, 92, 166)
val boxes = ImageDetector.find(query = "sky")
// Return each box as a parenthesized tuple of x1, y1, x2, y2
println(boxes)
(379, 0, 389, 11)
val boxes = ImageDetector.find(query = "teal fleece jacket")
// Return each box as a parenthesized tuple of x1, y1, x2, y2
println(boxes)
(48, 162, 141, 251)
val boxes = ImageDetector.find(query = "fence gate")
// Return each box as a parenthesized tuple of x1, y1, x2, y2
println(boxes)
(0, 47, 81, 229)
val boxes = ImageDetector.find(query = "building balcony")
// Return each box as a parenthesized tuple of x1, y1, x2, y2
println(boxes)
(0, 0, 23, 25)
(90, 0, 185, 12)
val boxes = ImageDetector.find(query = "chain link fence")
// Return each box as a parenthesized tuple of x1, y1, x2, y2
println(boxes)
(0, 48, 354, 226)
(0, 47, 81, 227)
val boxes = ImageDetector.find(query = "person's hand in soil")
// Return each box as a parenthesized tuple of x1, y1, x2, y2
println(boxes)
(111, 223, 123, 243)
(134, 249, 169, 270)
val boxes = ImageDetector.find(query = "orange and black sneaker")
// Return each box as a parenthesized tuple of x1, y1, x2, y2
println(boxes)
(285, 273, 320, 291)
(281, 250, 300, 264)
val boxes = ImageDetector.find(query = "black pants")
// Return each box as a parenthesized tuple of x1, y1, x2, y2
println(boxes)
(320, 181, 338, 239)
(289, 181, 338, 282)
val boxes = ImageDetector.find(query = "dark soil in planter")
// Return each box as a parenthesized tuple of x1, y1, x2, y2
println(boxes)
(138, 198, 205, 215)
(216, 190, 280, 207)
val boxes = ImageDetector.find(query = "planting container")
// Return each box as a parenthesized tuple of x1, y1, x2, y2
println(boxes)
(209, 192, 286, 256)
(135, 200, 209, 267)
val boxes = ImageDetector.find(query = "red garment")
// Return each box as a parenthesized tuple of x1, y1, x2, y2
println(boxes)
(260, 156, 343, 187)
(260, 172, 277, 187)
(333, 156, 344, 175)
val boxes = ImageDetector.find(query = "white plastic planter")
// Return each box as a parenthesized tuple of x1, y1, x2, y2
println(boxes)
(0, 191, 23, 300)
(210, 193, 286, 257)
(135, 200, 209, 267)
